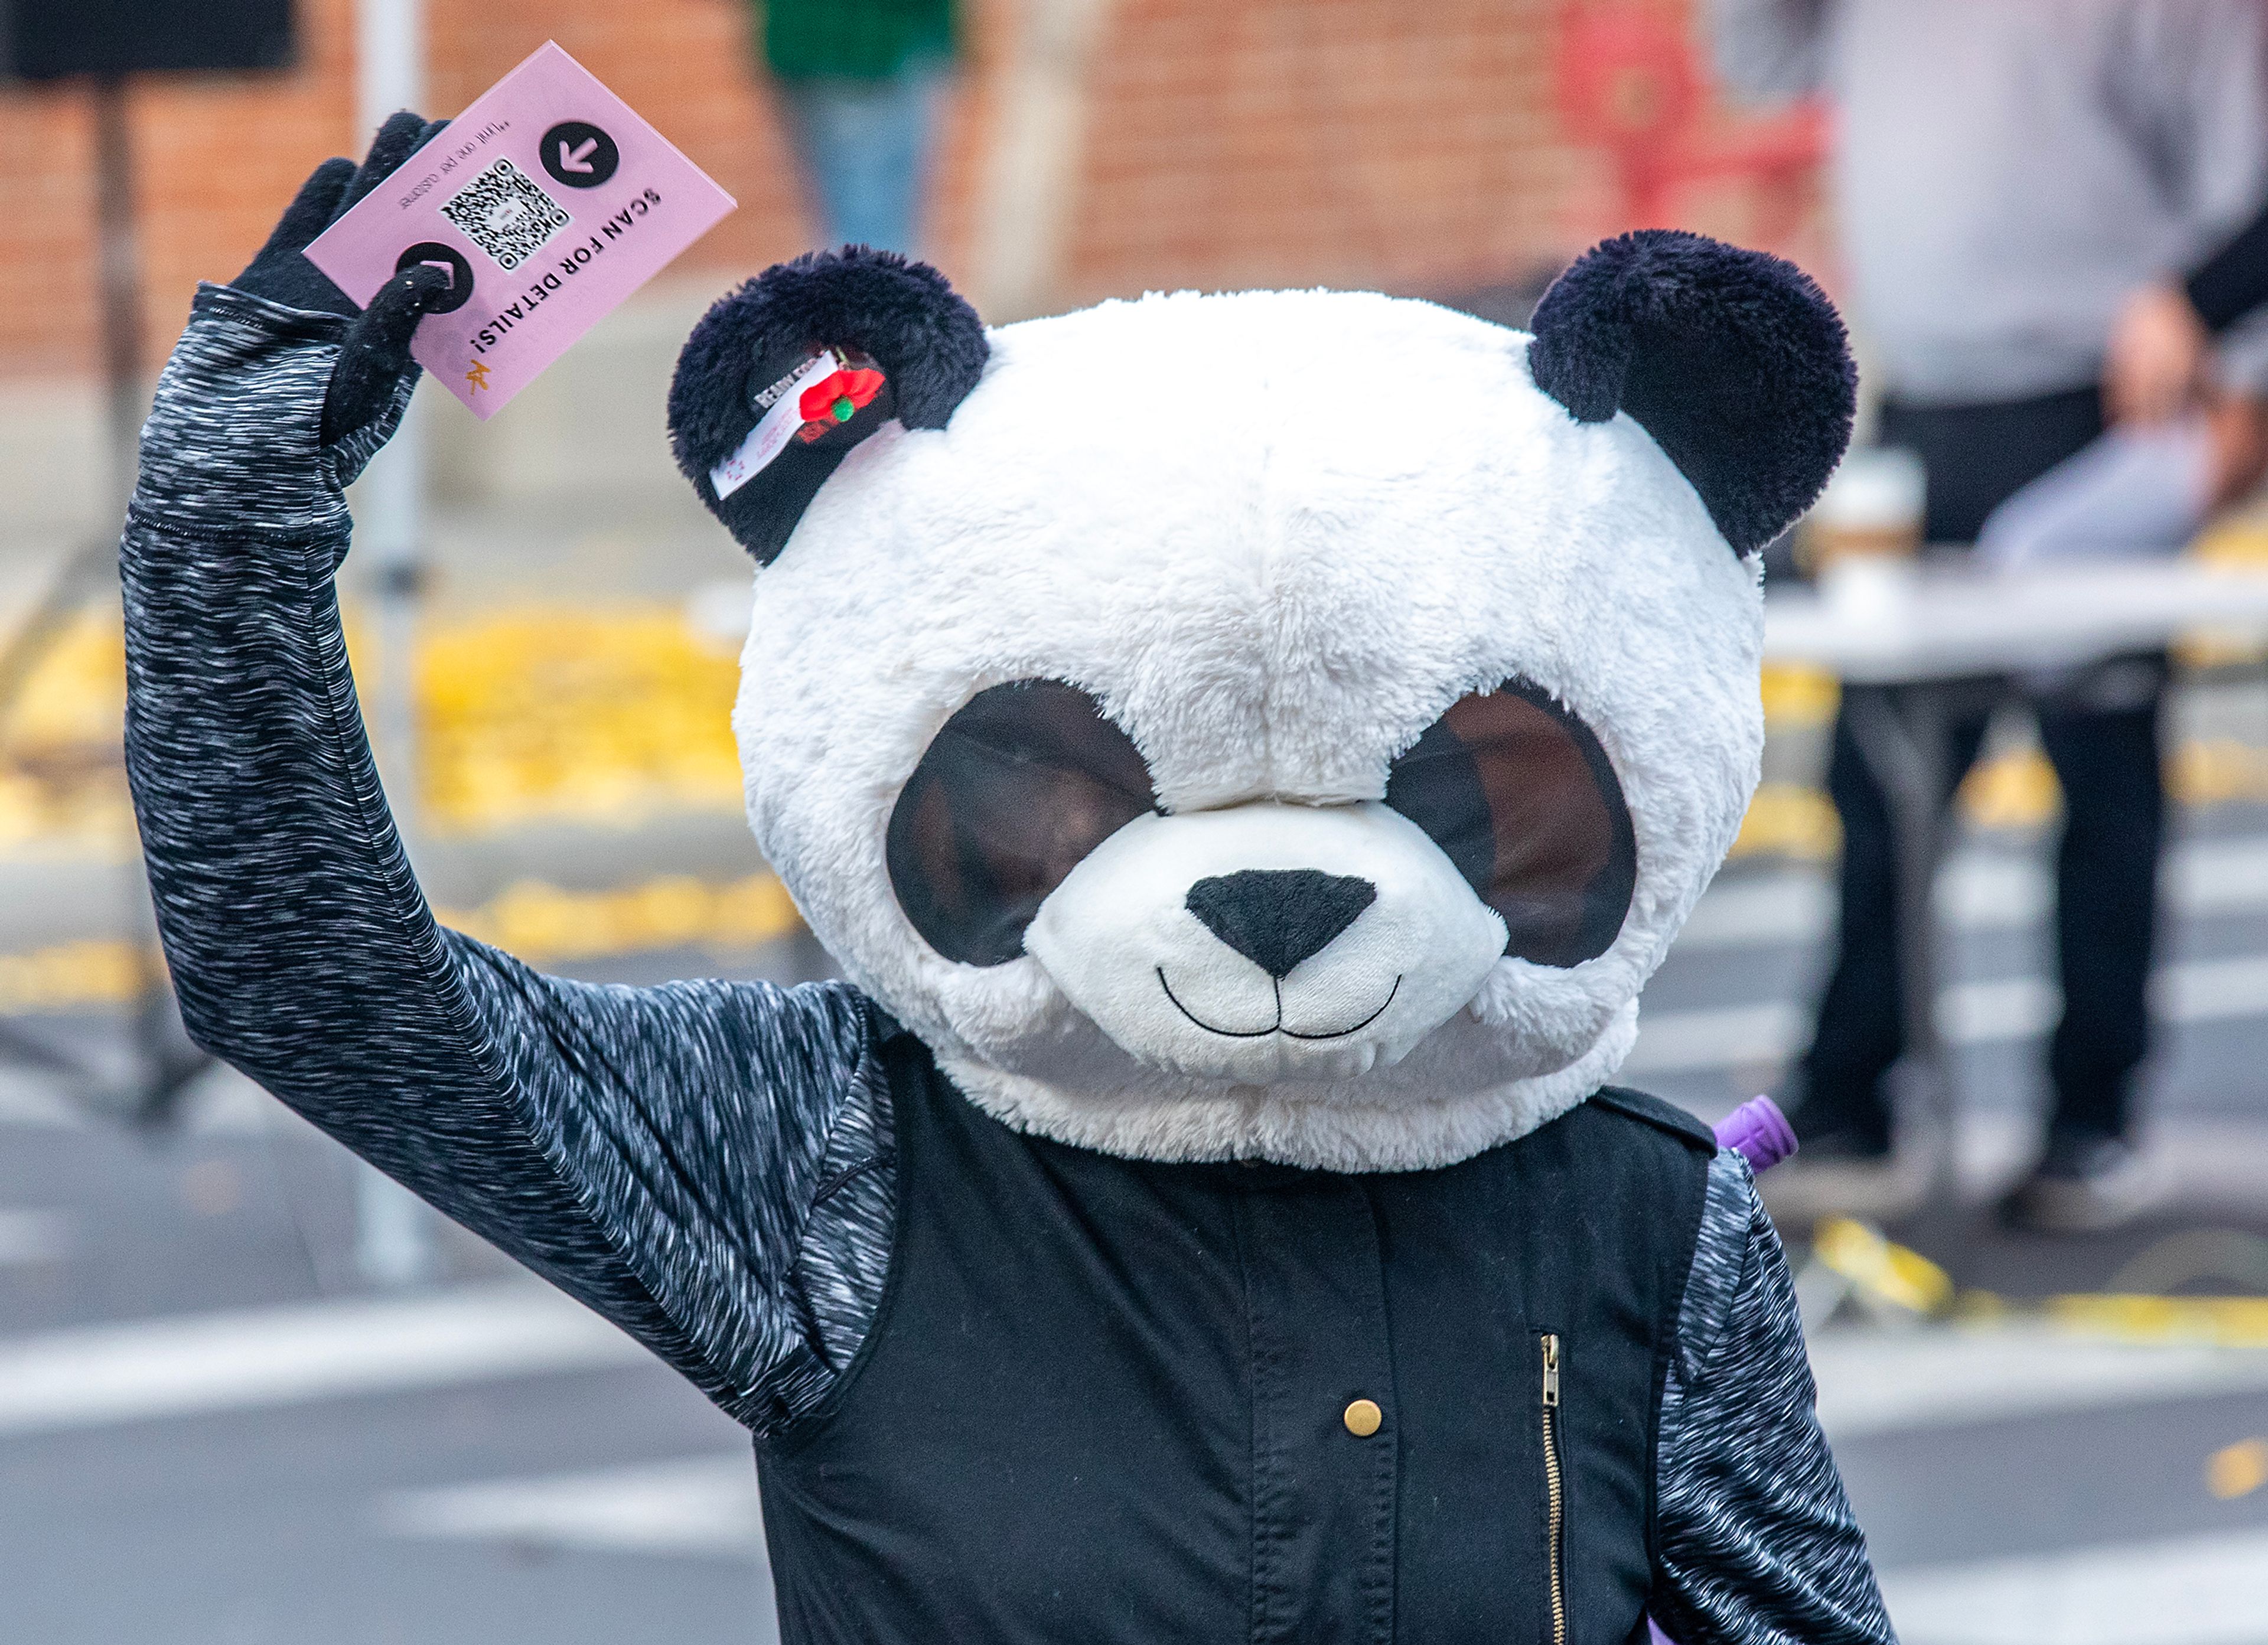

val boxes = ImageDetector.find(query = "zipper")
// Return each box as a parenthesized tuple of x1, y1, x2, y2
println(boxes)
(1540, 1331, 1566, 1645)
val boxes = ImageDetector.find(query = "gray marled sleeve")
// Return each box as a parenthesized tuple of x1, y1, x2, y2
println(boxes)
(1651, 1151, 1896, 1644)
(122, 283, 891, 1432)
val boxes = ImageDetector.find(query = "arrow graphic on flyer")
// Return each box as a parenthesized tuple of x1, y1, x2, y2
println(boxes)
(559, 138, 599, 173)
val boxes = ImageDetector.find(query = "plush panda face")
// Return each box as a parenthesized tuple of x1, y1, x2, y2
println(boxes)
(672, 237, 1852, 1170)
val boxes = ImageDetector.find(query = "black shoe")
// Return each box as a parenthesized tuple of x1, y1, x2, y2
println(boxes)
(1999, 1132, 2163, 1233)
(1790, 1122, 1894, 1164)
(1780, 1069, 1894, 1158)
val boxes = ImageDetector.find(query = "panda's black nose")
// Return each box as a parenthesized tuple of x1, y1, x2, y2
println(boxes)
(1185, 870, 1378, 980)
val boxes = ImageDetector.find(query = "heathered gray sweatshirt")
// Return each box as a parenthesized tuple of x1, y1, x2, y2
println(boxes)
(1707, 0, 2268, 404)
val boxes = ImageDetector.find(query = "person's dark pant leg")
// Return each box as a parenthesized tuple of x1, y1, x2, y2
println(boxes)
(1797, 699, 1989, 1144)
(2036, 663, 2167, 1141)
(1795, 386, 2106, 1147)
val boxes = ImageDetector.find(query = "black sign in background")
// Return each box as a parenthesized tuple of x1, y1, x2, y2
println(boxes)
(4, 0, 296, 80)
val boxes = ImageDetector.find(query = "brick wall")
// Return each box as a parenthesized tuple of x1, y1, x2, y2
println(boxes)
(1068, 0, 1588, 304)
(0, 0, 1817, 381)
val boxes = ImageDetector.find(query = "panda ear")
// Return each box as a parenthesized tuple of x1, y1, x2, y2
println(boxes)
(1526, 230, 1855, 556)
(669, 247, 989, 565)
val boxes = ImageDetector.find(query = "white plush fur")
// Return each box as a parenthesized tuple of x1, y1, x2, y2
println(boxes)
(1027, 801, 1508, 1084)
(732, 288, 1764, 1172)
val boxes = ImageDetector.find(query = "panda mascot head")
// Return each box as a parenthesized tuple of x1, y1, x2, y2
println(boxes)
(666, 230, 1853, 1172)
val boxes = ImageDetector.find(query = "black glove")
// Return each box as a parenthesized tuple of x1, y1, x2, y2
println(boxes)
(233, 111, 454, 446)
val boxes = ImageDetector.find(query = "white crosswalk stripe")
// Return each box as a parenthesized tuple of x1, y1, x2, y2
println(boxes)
(381, 1456, 764, 1558)
(0, 1281, 649, 1436)
(1675, 834, 2268, 952)
(1628, 949, 2268, 1078)
(1808, 1323, 2268, 1442)
(1881, 1526, 2268, 1645)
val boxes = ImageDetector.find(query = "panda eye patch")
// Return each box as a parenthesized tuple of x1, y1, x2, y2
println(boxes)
(887, 680, 1159, 967)
(1383, 680, 1636, 968)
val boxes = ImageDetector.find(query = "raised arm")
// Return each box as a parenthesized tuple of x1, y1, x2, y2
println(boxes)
(123, 122, 883, 1428)
(1650, 1153, 1895, 1644)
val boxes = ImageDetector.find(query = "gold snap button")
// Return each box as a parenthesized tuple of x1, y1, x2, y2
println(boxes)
(1342, 1398, 1383, 1437)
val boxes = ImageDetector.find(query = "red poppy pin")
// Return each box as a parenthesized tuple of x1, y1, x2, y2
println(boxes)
(796, 365, 887, 440)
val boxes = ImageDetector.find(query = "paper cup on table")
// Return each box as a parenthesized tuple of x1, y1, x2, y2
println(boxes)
(1810, 446, 1924, 617)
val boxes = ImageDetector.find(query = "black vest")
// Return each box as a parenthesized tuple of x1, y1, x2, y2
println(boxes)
(757, 1032, 1712, 1645)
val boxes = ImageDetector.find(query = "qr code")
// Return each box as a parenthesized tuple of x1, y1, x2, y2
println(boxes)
(439, 158, 572, 272)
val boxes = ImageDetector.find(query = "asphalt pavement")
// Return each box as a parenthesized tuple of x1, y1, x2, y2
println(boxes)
(6, 809, 2268, 1644)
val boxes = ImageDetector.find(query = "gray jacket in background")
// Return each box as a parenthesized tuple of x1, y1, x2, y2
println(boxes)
(1706, 0, 2268, 404)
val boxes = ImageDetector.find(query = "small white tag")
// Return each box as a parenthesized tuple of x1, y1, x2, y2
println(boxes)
(709, 351, 842, 500)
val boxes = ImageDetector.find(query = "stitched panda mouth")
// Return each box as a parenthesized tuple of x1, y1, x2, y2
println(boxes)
(1156, 968, 1402, 1041)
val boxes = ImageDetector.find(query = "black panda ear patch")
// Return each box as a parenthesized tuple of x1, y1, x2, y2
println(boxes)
(668, 247, 989, 565)
(1526, 230, 1855, 556)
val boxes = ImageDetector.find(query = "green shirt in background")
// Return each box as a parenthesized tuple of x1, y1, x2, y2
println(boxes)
(761, 0, 958, 80)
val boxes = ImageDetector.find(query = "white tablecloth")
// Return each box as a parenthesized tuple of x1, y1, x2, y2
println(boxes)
(1763, 561, 2268, 684)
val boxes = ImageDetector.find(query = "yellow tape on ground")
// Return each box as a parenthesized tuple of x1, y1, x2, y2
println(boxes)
(1811, 1216, 1957, 1315)
(1805, 1220, 2268, 1348)
(2046, 1292, 2268, 1349)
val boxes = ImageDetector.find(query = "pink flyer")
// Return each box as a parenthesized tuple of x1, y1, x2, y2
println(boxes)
(304, 41, 737, 419)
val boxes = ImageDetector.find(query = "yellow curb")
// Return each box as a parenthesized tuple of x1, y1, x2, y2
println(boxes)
(0, 938, 155, 1013)
(441, 872, 802, 966)
(0, 873, 804, 1013)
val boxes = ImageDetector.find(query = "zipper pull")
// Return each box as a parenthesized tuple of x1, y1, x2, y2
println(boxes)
(1541, 1332, 1560, 1407)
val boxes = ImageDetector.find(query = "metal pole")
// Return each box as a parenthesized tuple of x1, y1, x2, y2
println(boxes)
(354, 0, 429, 648)
(90, 76, 143, 514)
(350, 0, 439, 1288)
(354, 0, 429, 839)
(1844, 685, 1961, 1207)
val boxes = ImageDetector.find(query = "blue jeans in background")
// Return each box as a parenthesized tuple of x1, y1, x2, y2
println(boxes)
(775, 64, 947, 256)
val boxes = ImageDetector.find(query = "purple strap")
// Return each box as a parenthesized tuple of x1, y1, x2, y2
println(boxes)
(1647, 1097, 1798, 1645)
(1712, 1094, 1797, 1174)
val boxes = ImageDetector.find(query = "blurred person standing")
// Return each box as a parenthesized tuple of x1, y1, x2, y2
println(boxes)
(755, 0, 959, 254)
(1707, 0, 2268, 1230)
